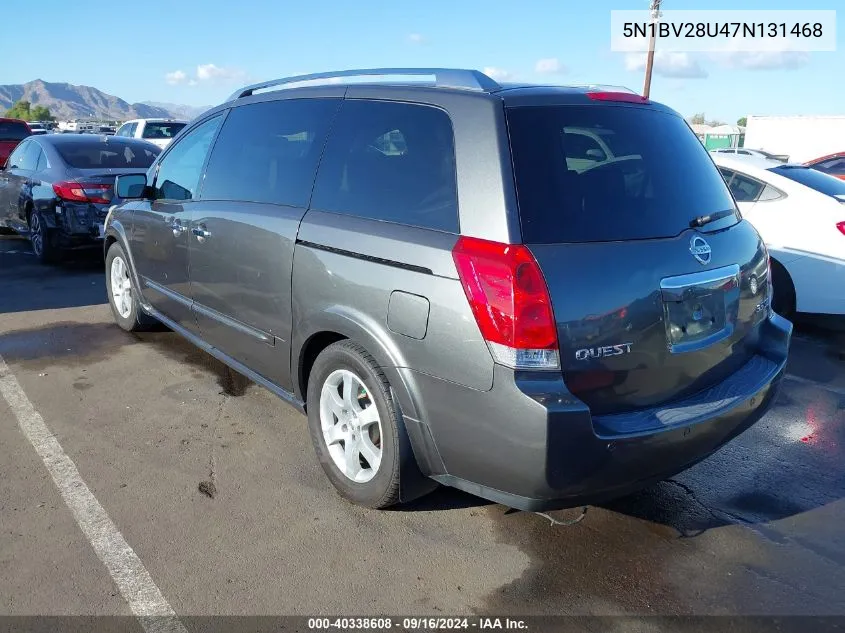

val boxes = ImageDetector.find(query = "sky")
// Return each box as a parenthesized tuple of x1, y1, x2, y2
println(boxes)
(0, 0, 841, 123)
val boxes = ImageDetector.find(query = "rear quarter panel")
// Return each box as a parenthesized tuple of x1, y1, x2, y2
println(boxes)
(291, 211, 494, 398)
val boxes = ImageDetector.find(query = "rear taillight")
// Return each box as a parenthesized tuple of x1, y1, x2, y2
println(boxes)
(837, 222, 845, 236)
(53, 180, 112, 204)
(452, 236, 559, 370)
(586, 91, 648, 104)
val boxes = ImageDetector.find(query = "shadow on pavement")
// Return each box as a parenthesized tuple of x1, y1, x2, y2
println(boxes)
(0, 236, 106, 314)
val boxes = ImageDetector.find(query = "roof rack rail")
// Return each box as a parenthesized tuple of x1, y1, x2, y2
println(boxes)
(225, 68, 502, 101)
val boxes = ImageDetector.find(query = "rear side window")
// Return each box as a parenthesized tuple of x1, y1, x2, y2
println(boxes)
(311, 100, 459, 233)
(769, 165, 845, 198)
(34, 146, 48, 171)
(7, 141, 38, 170)
(55, 141, 160, 169)
(0, 120, 30, 141)
(506, 105, 738, 243)
(726, 172, 764, 202)
(142, 122, 186, 140)
(202, 98, 339, 207)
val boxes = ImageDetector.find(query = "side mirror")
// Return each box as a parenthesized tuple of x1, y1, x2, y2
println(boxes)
(586, 148, 607, 161)
(115, 173, 148, 199)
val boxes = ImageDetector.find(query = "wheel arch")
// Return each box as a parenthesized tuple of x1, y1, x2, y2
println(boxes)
(293, 307, 420, 422)
(770, 255, 797, 315)
(103, 219, 149, 312)
(295, 313, 442, 498)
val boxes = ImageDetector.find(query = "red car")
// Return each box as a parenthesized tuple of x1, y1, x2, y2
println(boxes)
(0, 118, 32, 166)
(805, 152, 845, 181)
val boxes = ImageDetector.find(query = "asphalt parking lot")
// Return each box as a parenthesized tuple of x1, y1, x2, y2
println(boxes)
(1, 233, 845, 625)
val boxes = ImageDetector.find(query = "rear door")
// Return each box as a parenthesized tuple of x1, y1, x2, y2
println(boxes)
(130, 115, 223, 331)
(506, 102, 770, 415)
(189, 97, 340, 391)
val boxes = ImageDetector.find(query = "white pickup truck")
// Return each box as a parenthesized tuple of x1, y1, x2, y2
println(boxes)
(114, 118, 188, 149)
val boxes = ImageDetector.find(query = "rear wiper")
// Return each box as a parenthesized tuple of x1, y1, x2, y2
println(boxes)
(689, 209, 736, 228)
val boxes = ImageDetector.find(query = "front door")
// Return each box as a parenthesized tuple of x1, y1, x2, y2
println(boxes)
(130, 114, 223, 330)
(188, 97, 340, 392)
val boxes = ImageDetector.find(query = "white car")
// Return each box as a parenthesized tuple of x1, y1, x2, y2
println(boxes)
(712, 153, 845, 316)
(114, 118, 187, 149)
(710, 147, 789, 162)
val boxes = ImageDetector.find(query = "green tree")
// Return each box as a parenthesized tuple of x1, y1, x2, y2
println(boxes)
(5, 99, 31, 120)
(30, 105, 54, 121)
(690, 112, 706, 125)
(4, 100, 54, 121)
(737, 116, 747, 127)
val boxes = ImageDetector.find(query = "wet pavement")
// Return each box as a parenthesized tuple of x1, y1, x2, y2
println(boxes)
(1, 234, 844, 621)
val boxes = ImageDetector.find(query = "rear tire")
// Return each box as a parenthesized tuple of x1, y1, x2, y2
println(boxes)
(306, 340, 415, 509)
(29, 210, 61, 264)
(106, 242, 157, 332)
(770, 259, 796, 318)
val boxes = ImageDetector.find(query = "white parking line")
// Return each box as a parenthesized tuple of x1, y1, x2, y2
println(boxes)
(0, 354, 187, 633)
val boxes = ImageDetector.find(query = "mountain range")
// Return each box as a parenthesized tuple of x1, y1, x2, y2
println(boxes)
(0, 79, 212, 121)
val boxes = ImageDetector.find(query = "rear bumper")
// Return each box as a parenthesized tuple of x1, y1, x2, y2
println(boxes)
(42, 204, 107, 247)
(407, 312, 792, 511)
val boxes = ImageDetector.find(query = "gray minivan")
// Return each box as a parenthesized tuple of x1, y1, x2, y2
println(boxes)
(105, 68, 791, 510)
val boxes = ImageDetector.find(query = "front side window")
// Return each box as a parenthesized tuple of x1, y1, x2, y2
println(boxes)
(311, 100, 459, 233)
(201, 98, 339, 207)
(153, 115, 222, 201)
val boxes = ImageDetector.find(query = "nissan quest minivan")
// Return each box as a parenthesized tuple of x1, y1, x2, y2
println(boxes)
(104, 68, 791, 510)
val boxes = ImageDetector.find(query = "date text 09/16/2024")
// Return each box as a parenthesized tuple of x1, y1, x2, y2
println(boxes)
(307, 617, 529, 630)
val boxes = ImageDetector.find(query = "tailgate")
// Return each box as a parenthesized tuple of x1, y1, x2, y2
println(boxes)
(529, 222, 770, 414)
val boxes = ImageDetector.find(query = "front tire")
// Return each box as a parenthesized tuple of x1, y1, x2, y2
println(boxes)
(29, 210, 61, 264)
(306, 340, 408, 508)
(106, 242, 156, 332)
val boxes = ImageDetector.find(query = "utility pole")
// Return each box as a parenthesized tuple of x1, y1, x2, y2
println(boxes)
(642, 0, 662, 99)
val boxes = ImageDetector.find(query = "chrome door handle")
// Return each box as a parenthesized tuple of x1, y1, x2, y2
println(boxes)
(168, 218, 186, 237)
(192, 225, 211, 240)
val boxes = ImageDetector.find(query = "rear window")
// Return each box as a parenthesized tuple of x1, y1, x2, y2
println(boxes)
(770, 165, 845, 197)
(55, 141, 160, 169)
(506, 105, 738, 243)
(142, 122, 186, 140)
(0, 120, 30, 141)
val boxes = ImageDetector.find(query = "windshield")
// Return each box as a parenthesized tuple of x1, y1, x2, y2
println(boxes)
(506, 104, 738, 243)
(0, 120, 31, 141)
(769, 165, 845, 198)
(55, 141, 160, 168)
(142, 122, 186, 140)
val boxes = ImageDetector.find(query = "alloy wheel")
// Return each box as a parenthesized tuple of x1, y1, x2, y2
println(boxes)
(319, 369, 383, 483)
(110, 255, 133, 319)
